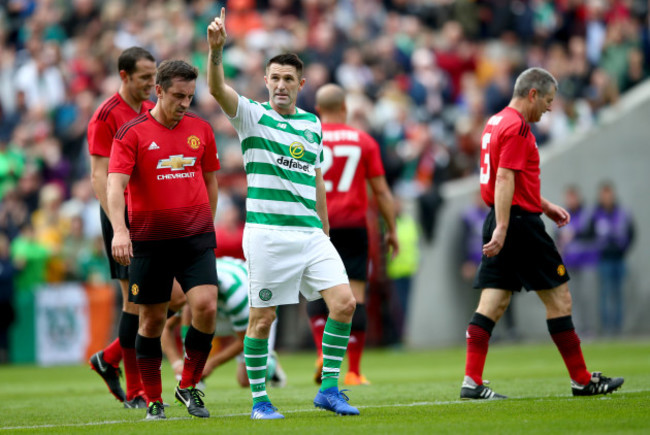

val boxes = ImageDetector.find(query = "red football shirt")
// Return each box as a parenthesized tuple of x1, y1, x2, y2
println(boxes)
(479, 107, 542, 213)
(109, 111, 220, 253)
(87, 93, 155, 157)
(321, 123, 386, 228)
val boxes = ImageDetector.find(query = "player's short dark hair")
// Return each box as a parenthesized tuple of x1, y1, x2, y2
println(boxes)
(266, 53, 304, 78)
(513, 67, 558, 98)
(118, 47, 155, 75)
(156, 60, 199, 91)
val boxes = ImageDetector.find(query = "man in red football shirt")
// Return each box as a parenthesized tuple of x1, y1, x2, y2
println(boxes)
(107, 60, 220, 420)
(87, 47, 157, 408)
(461, 67, 623, 400)
(308, 84, 399, 386)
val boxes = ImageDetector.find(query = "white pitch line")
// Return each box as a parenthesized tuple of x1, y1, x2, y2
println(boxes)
(1, 389, 646, 431)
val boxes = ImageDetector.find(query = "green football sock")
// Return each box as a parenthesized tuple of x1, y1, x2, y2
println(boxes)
(321, 317, 352, 391)
(244, 336, 270, 404)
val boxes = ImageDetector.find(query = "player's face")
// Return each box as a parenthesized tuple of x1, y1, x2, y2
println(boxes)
(124, 59, 156, 102)
(157, 78, 195, 122)
(532, 87, 556, 122)
(264, 63, 306, 115)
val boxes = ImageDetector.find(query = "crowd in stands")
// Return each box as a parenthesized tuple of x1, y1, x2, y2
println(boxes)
(0, 0, 647, 300)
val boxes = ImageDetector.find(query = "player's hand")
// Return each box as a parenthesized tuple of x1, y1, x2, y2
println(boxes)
(385, 231, 400, 260)
(172, 360, 184, 380)
(544, 202, 570, 228)
(112, 229, 133, 266)
(483, 225, 507, 258)
(207, 7, 227, 49)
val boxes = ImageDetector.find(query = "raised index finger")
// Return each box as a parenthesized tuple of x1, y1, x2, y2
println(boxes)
(220, 7, 225, 22)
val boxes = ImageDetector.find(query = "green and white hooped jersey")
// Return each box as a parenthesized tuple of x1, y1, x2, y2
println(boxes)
(216, 257, 249, 333)
(229, 95, 323, 231)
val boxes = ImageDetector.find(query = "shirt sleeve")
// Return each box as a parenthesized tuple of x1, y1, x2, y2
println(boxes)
(108, 132, 137, 175)
(227, 95, 255, 134)
(363, 132, 385, 178)
(497, 127, 528, 171)
(87, 117, 115, 157)
(202, 129, 221, 172)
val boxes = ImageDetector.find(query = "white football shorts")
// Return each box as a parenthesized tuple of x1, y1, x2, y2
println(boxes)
(243, 227, 349, 307)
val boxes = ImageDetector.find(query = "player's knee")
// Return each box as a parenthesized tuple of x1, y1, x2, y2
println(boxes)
(139, 313, 166, 337)
(194, 297, 217, 323)
(249, 310, 276, 336)
(332, 293, 356, 319)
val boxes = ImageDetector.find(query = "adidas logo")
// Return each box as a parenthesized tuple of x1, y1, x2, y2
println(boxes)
(314, 318, 326, 327)
(148, 142, 160, 150)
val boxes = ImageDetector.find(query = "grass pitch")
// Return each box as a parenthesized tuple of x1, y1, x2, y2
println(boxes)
(0, 339, 648, 434)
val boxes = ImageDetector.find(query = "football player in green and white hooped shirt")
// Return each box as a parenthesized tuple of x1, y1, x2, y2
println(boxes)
(161, 257, 286, 388)
(207, 8, 360, 419)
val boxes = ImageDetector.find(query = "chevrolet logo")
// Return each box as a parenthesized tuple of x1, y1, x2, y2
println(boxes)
(156, 154, 197, 171)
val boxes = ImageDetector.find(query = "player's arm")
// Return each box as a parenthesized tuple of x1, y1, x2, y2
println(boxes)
(368, 175, 399, 257)
(202, 331, 246, 378)
(483, 167, 515, 258)
(203, 170, 219, 221)
(541, 196, 570, 228)
(314, 168, 330, 236)
(90, 155, 110, 215)
(107, 172, 132, 265)
(207, 7, 239, 118)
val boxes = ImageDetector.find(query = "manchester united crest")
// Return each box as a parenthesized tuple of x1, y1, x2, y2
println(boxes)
(187, 135, 201, 150)
(131, 284, 139, 296)
(557, 264, 566, 276)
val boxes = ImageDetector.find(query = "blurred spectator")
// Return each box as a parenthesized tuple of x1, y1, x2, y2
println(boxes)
(0, 233, 16, 364)
(30, 182, 67, 282)
(60, 177, 101, 239)
(0, 138, 25, 200)
(555, 185, 599, 337)
(60, 213, 90, 281)
(10, 222, 50, 292)
(459, 192, 489, 283)
(14, 41, 65, 112)
(386, 197, 420, 343)
(0, 188, 29, 240)
(77, 235, 111, 285)
(583, 181, 635, 335)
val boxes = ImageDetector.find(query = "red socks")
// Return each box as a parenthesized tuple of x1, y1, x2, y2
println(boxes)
(102, 338, 122, 367)
(309, 315, 327, 357)
(464, 312, 495, 385)
(347, 330, 366, 375)
(547, 316, 592, 385)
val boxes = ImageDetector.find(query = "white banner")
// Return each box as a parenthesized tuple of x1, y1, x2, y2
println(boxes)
(36, 283, 89, 366)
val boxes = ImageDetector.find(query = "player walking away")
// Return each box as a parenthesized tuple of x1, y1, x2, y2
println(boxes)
(161, 257, 287, 389)
(208, 8, 360, 419)
(308, 83, 398, 386)
(107, 60, 221, 420)
(461, 67, 623, 400)
(87, 47, 155, 408)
